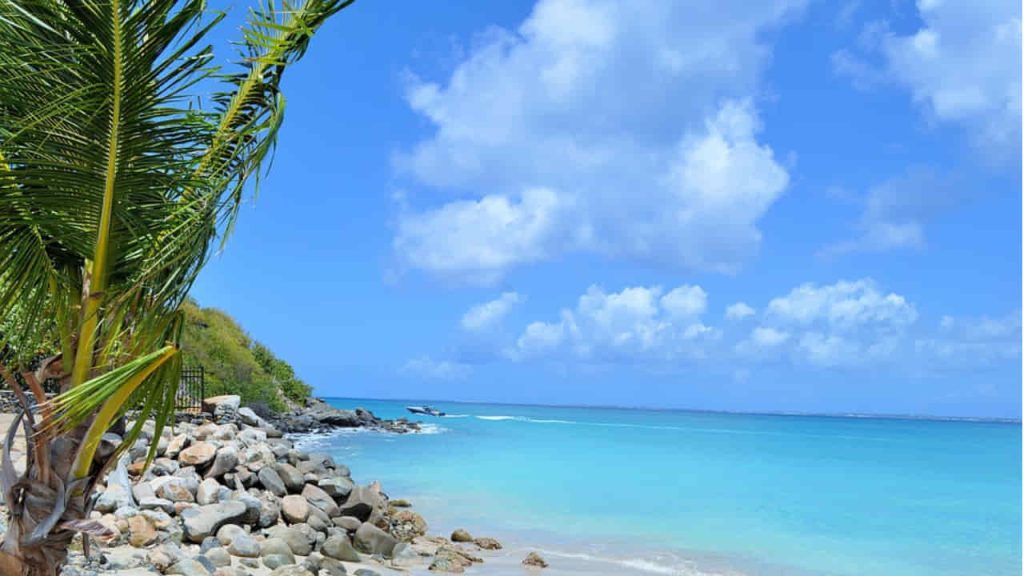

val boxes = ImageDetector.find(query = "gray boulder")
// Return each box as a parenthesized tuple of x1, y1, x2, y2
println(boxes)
(238, 407, 265, 427)
(227, 532, 260, 558)
(203, 547, 232, 568)
(258, 467, 287, 497)
(181, 501, 247, 543)
(336, 486, 379, 522)
(166, 559, 211, 576)
(205, 446, 238, 479)
(321, 534, 361, 562)
(301, 483, 339, 516)
(353, 523, 397, 558)
(266, 525, 313, 556)
(277, 463, 305, 493)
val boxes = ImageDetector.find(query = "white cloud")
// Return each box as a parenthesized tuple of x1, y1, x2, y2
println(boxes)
(725, 301, 756, 320)
(751, 326, 791, 347)
(835, 0, 1021, 152)
(461, 292, 524, 331)
(766, 279, 917, 330)
(509, 283, 716, 362)
(394, 0, 803, 281)
(400, 356, 472, 380)
(660, 285, 708, 318)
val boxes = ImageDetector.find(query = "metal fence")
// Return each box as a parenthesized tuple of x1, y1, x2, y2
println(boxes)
(177, 366, 205, 412)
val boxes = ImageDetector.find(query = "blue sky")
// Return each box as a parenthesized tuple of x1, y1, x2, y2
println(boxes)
(192, 0, 1022, 418)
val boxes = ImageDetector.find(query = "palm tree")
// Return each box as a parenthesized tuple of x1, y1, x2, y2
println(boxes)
(0, 0, 352, 572)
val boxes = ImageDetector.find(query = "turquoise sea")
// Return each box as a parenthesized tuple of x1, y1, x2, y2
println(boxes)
(299, 399, 1021, 576)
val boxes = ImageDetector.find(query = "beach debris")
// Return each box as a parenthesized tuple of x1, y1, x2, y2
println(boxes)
(523, 551, 549, 568)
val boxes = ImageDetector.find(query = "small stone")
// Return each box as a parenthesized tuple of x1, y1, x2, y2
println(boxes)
(320, 558, 349, 576)
(139, 497, 175, 515)
(127, 515, 157, 548)
(196, 478, 222, 505)
(165, 434, 189, 458)
(227, 533, 260, 558)
(261, 554, 293, 570)
(266, 525, 313, 556)
(450, 529, 473, 543)
(215, 524, 246, 546)
(200, 537, 221, 554)
(389, 499, 411, 508)
(166, 559, 211, 576)
(334, 516, 362, 532)
(281, 494, 310, 524)
(179, 442, 217, 467)
(181, 501, 247, 543)
(204, 547, 232, 568)
(259, 537, 295, 561)
(522, 552, 548, 568)
(269, 566, 314, 576)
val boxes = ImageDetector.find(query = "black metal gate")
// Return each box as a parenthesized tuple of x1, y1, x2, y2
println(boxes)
(177, 366, 205, 412)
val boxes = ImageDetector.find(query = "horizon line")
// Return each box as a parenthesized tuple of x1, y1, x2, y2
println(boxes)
(315, 395, 1022, 425)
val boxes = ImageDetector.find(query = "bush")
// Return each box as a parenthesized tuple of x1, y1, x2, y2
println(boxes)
(179, 300, 312, 412)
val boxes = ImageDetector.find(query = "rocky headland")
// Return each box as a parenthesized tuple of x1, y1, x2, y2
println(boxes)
(0, 396, 547, 576)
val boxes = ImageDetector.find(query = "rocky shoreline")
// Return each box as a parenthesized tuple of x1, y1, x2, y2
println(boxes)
(0, 396, 548, 576)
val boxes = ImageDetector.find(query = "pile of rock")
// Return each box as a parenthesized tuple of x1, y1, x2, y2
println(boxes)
(74, 396, 508, 576)
(266, 398, 421, 435)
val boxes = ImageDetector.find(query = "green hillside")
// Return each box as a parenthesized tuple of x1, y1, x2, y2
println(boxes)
(180, 300, 311, 412)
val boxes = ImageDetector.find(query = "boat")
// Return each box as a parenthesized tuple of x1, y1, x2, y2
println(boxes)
(406, 405, 446, 417)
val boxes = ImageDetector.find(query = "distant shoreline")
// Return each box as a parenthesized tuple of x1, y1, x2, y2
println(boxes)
(319, 396, 1022, 425)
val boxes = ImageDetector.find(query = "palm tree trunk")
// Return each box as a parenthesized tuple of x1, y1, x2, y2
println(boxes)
(0, 412, 94, 576)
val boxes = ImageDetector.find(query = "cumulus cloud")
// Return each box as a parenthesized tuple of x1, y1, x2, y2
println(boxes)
(508, 284, 716, 362)
(725, 302, 756, 320)
(450, 278, 1016, 372)
(834, 0, 1021, 153)
(400, 356, 472, 380)
(765, 279, 917, 330)
(461, 292, 524, 331)
(394, 0, 803, 281)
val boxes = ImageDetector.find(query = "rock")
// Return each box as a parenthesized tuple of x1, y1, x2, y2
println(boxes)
(336, 486, 379, 522)
(238, 407, 265, 427)
(258, 495, 282, 528)
(181, 501, 248, 543)
(450, 529, 473, 543)
(267, 525, 313, 556)
(334, 516, 362, 532)
(281, 494, 310, 524)
(276, 463, 305, 493)
(227, 533, 260, 558)
(306, 505, 331, 533)
(390, 510, 427, 541)
(261, 554, 293, 570)
(320, 558, 349, 576)
(318, 477, 354, 499)
(140, 509, 174, 530)
(269, 566, 314, 576)
(353, 570, 380, 576)
(196, 556, 218, 575)
(148, 543, 187, 571)
(204, 547, 232, 568)
(429, 546, 482, 573)
(127, 515, 157, 548)
(96, 456, 135, 513)
(205, 446, 238, 479)
(237, 492, 262, 525)
(353, 522, 397, 557)
(258, 467, 287, 497)
(203, 395, 241, 417)
(132, 483, 156, 502)
(259, 537, 295, 561)
(215, 524, 246, 546)
(179, 442, 217, 467)
(391, 542, 420, 565)
(301, 483, 339, 516)
(154, 477, 195, 503)
(165, 434, 189, 458)
(151, 457, 179, 476)
(389, 499, 411, 508)
(139, 497, 175, 515)
(196, 478, 222, 505)
(474, 537, 502, 550)
(200, 537, 221, 554)
(302, 552, 323, 574)
(166, 559, 212, 576)
(238, 428, 267, 448)
(321, 534, 361, 562)
(522, 552, 548, 568)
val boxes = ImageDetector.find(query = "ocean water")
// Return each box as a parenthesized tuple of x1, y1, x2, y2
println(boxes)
(297, 399, 1021, 576)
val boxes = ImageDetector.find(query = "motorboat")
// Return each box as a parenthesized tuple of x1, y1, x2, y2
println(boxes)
(406, 405, 445, 417)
